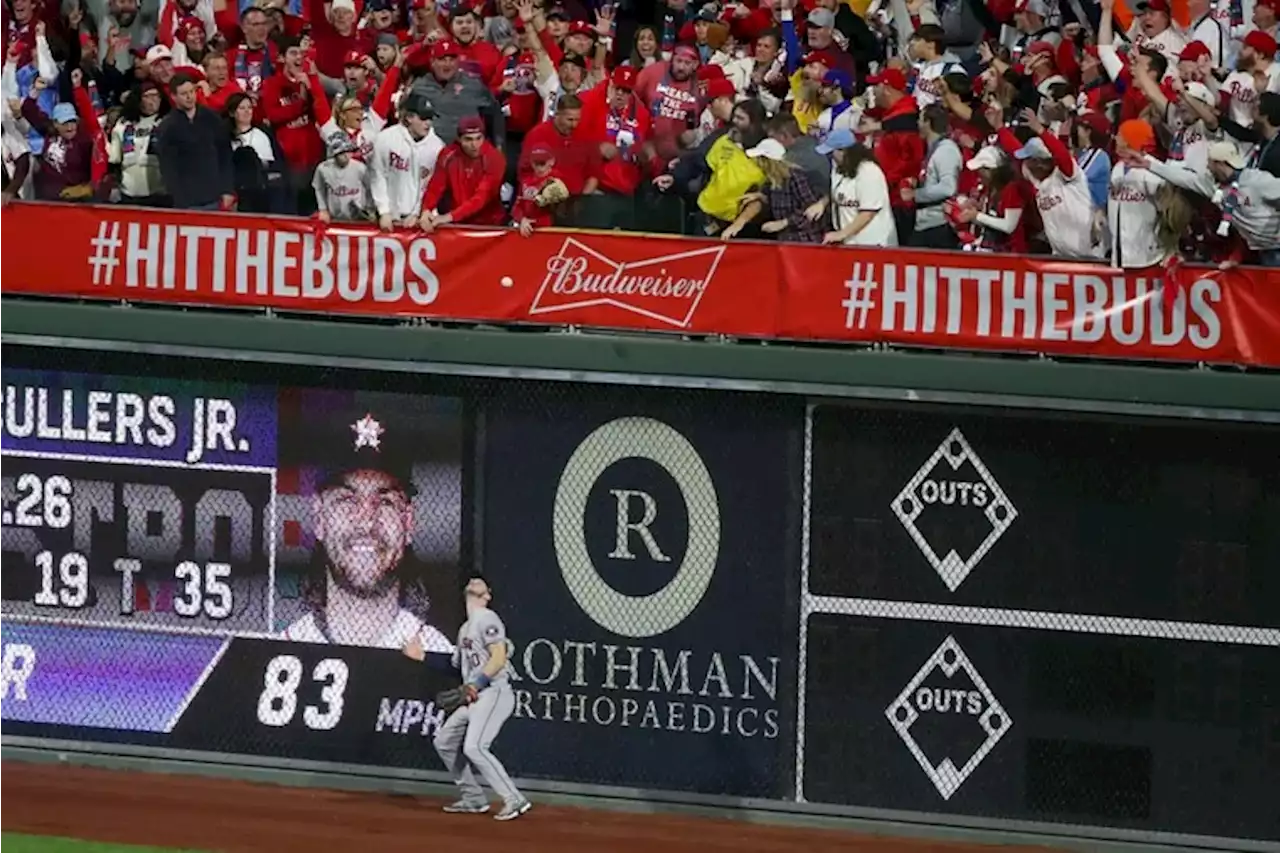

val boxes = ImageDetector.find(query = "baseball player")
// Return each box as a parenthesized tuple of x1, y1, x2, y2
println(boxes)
(282, 410, 454, 652)
(404, 576, 531, 821)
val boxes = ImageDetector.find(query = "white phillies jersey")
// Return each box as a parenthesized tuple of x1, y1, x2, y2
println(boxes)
(912, 55, 964, 109)
(1108, 163, 1169, 269)
(284, 608, 455, 651)
(369, 122, 445, 220)
(1128, 23, 1188, 66)
(313, 158, 372, 221)
(1033, 164, 1104, 260)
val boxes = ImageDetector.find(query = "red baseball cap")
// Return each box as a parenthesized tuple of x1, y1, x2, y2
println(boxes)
(529, 146, 555, 165)
(801, 49, 838, 67)
(431, 38, 461, 59)
(611, 65, 638, 89)
(458, 115, 485, 136)
(344, 49, 368, 66)
(1244, 29, 1278, 57)
(1077, 110, 1112, 137)
(867, 67, 908, 92)
(1024, 39, 1055, 58)
(568, 20, 596, 37)
(1137, 0, 1170, 12)
(705, 77, 736, 100)
(696, 62, 726, 81)
(1179, 40, 1211, 61)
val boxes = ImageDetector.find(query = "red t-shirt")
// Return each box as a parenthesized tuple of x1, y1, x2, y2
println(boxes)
(519, 119, 601, 195)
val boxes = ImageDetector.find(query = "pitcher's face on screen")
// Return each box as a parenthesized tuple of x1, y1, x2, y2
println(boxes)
(315, 469, 412, 594)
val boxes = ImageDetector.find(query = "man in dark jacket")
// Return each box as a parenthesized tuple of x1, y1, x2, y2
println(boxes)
(409, 38, 505, 147)
(154, 71, 234, 210)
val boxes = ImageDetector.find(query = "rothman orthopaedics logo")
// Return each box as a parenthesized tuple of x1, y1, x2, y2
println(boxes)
(552, 417, 721, 638)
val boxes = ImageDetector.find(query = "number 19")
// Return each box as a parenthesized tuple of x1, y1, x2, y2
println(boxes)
(35, 551, 90, 608)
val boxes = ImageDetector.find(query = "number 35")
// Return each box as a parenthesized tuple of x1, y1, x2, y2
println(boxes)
(256, 655, 349, 731)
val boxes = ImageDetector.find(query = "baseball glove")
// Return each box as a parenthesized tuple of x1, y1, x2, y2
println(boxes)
(534, 177, 570, 208)
(434, 684, 478, 714)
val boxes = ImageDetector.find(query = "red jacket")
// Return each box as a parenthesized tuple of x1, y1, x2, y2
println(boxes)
(575, 86, 654, 196)
(512, 169, 566, 227)
(873, 95, 925, 210)
(259, 71, 324, 170)
(421, 140, 508, 225)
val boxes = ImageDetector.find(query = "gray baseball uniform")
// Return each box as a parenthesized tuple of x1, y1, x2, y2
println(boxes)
(433, 607, 523, 808)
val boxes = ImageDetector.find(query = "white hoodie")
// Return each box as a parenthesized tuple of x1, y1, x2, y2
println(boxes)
(369, 122, 445, 221)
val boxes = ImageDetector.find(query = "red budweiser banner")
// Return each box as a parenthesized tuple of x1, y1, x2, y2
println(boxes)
(5, 202, 1280, 367)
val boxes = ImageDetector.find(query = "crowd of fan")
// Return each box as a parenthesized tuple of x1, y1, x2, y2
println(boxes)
(2, 0, 1278, 266)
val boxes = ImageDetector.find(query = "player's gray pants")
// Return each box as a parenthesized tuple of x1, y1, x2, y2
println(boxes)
(433, 682, 521, 805)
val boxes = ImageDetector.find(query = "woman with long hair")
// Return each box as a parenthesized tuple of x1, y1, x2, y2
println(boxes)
(626, 26, 661, 68)
(722, 137, 824, 243)
(109, 80, 170, 206)
(809, 133, 898, 246)
(225, 91, 291, 213)
(955, 145, 1030, 253)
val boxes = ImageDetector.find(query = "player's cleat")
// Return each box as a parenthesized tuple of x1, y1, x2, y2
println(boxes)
(493, 799, 532, 821)
(443, 799, 490, 814)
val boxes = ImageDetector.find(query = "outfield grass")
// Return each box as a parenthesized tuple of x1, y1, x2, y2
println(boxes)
(2, 834, 204, 853)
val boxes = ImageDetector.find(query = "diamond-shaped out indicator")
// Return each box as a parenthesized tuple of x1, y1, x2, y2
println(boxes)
(891, 428, 1017, 592)
(886, 636, 1012, 800)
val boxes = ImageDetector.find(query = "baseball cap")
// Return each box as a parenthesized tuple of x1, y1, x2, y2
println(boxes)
(815, 127, 856, 154)
(316, 409, 416, 496)
(867, 67, 908, 92)
(1077, 110, 1111, 137)
(966, 144, 1005, 170)
(400, 94, 437, 119)
(696, 62, 726, 81)
(544, 5, 569, 19)
(326, 132, 359, 157)
(431, 38, 461, 59)
(1179, 41, 1211, 61)
(330, 0, 356, 12)
(821, 68, 853, 91)
(51, 103, 78, 124)
(704, 77, 736, 100)
(1023, 40, 1055, 58)
(1014, 137, 1052, 160)
(611, 65, 638, 90)
(568, 19, 596, 37)
(807, 8, 836, 28)
(1136, 0, 1170, 12)
(529, 146, 555, 165)
(344, 50, 368, 66)
(560, 50, 587, 68)
(694, 6, 720, 22)
(1182, 81, 1214, 105)
(1243, 29, 1278, 57)
(744, 138, 787, 161)
(802, 49, 838, 68)
(145, 44, 173, 63)
(1207, 140, 1246, 169)
(457, 114, 485, 136)
(376, 31, 400, 48)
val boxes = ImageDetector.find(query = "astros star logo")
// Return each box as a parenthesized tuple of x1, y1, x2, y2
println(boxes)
(351, 413, 384, 451)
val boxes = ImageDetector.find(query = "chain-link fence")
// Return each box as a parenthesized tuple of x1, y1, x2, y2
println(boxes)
(2, 347, 1277, 843)
(803, 403, 1280, 842)
(0, 355, 800, 801)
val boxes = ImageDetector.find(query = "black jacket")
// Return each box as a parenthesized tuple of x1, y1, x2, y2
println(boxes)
(155, 105, 234, 208)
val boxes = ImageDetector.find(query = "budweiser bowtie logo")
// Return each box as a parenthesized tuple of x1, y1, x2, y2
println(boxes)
(528, 238, 726, 328)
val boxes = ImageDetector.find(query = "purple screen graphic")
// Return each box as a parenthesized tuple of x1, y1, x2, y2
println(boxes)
(1, 368, 277, 467)
(1, 622, 226, 732)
